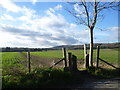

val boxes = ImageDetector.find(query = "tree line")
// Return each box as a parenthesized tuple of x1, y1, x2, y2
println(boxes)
(1, 42, 119, 52)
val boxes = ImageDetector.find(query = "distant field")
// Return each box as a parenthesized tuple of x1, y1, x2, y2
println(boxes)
(1, 52, 27, 75)
(2, 52, 26, 67)
(1, 48, 119, 73)
(1, 49, 119, 64)
(1, 48, 119, 89)
(31, 49, 118, 64)
(30, 49, 84, 59)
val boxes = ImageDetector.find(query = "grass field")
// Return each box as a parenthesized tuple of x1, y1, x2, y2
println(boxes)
(1, 52, 27, 76)
(1, 49, 119, 88)
(30, 49, 119, 64)
(2, 52, 26, 66)
(1, 48, 119, 75)
(1, 49, 119, 66)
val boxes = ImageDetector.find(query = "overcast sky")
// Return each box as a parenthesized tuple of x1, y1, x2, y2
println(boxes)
(0, 0, 119, 48)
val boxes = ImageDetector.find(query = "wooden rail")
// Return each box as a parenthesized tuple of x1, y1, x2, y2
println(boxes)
(99, 58, 118, 69)
(49, 58, 64, 69)
(96, 45, 118, 69)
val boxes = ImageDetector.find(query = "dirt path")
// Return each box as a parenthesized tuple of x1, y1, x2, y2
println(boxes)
(79, 77, 120, 88)
(66, 71, 120, 89)
(54, 69, 120, 89)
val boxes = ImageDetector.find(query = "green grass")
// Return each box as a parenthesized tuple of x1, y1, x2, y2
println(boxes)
(31, 49, 118, 64)
(2, 52, 25, 60)
(99, 49, 119, 64)
(2, 52, 27, 76)
(2, 68, 83, 88)
(31, 50, 63, 59)
(87, 66, 120, 78)
(2, 49, 118, 65)
(2, 52, 25, 66)
(1, 49, 119, 88)
(31, 50, 84, 59)
(1, 48, 119, 76)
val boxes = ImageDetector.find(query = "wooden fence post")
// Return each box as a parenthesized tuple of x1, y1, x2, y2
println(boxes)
(96, 46, 100, 68)
(84, 44, 89, 68)
(72, 55, 77, 71)
(85, 54, 89, 68)
(27, 51, 31, 73)
(62, 48, 67, 67)
(68, 52, 72, 71)
(84, 44, 87, 57)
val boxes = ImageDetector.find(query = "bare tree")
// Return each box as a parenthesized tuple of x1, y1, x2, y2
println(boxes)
(66, 0, 120, 67)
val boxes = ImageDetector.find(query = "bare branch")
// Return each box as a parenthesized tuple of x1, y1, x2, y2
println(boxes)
(91, 1, 97, 29)
(97, 1, 120, 13)
(82, 1, 90, 28)
(65, 7, 88, 26)
(65, 1, 119, 29)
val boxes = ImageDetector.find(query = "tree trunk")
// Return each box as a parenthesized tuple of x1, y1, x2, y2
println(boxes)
(89, 28, 93, 67)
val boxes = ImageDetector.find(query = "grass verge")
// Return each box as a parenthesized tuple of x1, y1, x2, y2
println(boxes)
(87, 66, 120, 78)
(2, 68, 83, 88)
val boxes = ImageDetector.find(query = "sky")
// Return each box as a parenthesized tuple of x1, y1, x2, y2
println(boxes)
(0, 0, 119, 48)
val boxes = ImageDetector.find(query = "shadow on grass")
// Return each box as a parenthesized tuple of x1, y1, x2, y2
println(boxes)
(2, 68, 83, 89)
(87, 66, 120, 79)
(3, 67, 120, 89)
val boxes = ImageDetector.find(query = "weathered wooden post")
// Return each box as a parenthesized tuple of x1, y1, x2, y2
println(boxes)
(84, 44, 87, 57)
(96, 46, 100, 68)
(68, 52, 72, 71)
(84, 44, 89, 68)
(27, 50, 31, 73)
(72, 55, 77, 71)
(62, 48, 67, 67)
(85, 54, 89, 68)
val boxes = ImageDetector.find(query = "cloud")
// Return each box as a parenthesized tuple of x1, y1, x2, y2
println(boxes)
(0, 14, 15, 21)
(0, 16, 89, 48)
(108, 27, 120, 42)
(49, 8, 55, 13)
(0, 2, 90, 48)
(73, 3, 85, 17)
(0, 0, 21, 13)
(54, 4, 62, 10)
(32, 0, 37, 5)
(94, 26, 119, 43)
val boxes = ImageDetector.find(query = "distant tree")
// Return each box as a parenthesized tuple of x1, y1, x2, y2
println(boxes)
(5, 47, 10, 52)
(66, 0, 120, 66)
